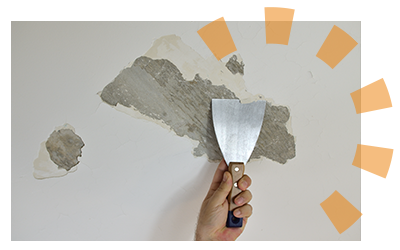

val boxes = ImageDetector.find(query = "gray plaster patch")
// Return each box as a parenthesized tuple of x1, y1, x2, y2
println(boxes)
(225, 55, 244, 75)
(252, 104, 295, 163)
(46, 128, 85, 171)
(100, 56, 295, 163)
(33, 123, 83, 179)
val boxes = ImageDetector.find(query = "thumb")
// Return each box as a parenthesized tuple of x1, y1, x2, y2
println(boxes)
(209, 171, 232, 207)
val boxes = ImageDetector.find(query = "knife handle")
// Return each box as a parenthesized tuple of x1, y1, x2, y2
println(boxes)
(226, 162, 245, 228)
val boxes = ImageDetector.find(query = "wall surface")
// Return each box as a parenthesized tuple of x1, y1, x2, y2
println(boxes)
(12, 21, 360, 240)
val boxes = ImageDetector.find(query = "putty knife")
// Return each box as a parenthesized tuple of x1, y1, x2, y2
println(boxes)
(212, 99, 266, 227)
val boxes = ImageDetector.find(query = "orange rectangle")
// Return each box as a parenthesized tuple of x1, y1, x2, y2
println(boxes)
(264, 7, 295, 45)
(350, 78, 392, 114)
(197, 17, 237, 61)
(352, 144, 393, 178)
(316, 25, 358, 68)
(320, 190, 362, 234)
(265, 21, 293, 45)
(264, 7, 295, 21)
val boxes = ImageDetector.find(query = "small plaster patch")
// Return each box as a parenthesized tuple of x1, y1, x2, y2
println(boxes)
(225, 55, 244, 75)
(33, 124, 84, 179)
(46, 129, 84, 171)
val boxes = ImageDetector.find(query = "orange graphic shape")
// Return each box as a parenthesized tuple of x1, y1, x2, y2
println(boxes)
(350, 78, 392, 114)
(316, 25, 358, 68)
(352, 144, 394, 178)
(320, 191, 362, 234)
(213, 16, 225, 21)
(264, 7, 295, 45)
(197, 17, 237, 61)
(264, 7, 295, 21)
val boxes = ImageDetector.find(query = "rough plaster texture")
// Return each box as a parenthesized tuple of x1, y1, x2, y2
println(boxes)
(33, 124, 84, 179)
(46, 128, 84, 171)
(101, 55, 295, 163)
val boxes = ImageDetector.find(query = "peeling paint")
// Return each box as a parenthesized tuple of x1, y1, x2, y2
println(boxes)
(100, 35, 295, 163)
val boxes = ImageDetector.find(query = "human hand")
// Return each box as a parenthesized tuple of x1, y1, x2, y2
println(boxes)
(195, 160, 253, 241)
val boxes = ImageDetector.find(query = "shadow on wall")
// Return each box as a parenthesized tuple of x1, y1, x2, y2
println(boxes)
(148, 161, 217, 240)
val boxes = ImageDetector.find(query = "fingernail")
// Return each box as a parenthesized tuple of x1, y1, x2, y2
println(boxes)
(242, 180, 248, 188)
(223, 172, 227, 182)
(234, 210, 241, 216)
(236, 197, 244, 205)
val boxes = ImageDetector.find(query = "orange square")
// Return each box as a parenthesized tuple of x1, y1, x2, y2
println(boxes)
(350, 78, 392, 114)
(264, 7, 295, 21)
(353, 144, 394, 178)
(265, 21, 292, 45)
(316, 25, 358, 68)
(320, 191, 362, 234)
(197, 17, 237, 61)
(264, 7, 295, 45)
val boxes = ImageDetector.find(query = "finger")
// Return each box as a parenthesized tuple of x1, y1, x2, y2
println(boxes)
(234, 190, 252, 206)
(233, 204, 253, 218)
(209, 171, 232, 207)
(238, 175, 252, 191)
(206, 160, 228, 198)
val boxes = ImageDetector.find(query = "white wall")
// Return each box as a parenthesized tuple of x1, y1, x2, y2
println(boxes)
(12, 21, 361, 240)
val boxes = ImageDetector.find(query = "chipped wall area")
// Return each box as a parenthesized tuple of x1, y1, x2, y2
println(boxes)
(33, 124, 84, 179)
(226, 55, 245, 75)
(101, 56, 236, 161)
(46, 128, 84, 171)
(100, 36, 295, 164)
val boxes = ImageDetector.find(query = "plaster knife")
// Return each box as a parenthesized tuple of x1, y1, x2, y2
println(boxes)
(211, 99, 266, 227)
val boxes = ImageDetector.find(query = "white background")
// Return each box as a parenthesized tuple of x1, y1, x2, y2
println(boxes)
(11, 20, 361, 240)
